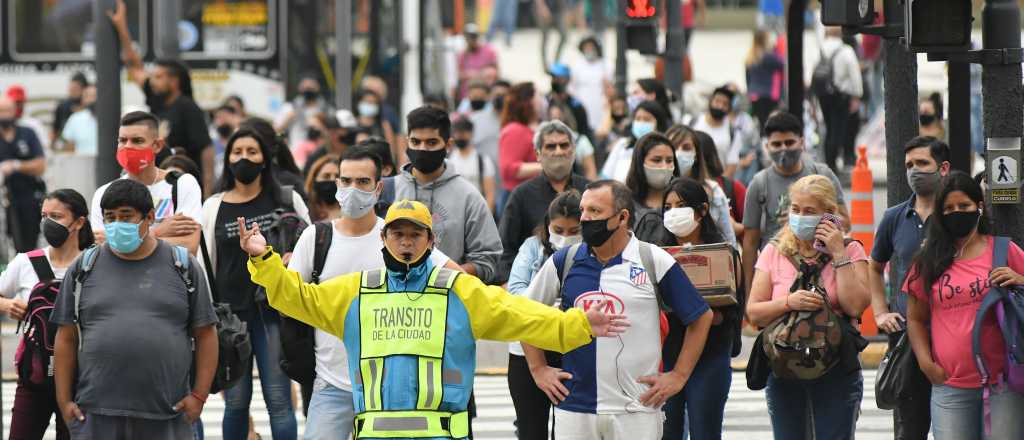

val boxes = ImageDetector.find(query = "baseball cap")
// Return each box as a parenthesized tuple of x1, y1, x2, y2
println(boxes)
(464, 23, 480, 37)
(549, 63, 571, 78)
(6, 85, 26, 102)
(384, 199, 433, 230)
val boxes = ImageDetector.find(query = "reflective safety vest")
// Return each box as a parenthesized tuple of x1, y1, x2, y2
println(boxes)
(353, 266, 469, 439)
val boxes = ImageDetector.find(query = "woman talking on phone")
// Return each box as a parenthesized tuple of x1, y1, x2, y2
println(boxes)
(746, 174, 870, 440)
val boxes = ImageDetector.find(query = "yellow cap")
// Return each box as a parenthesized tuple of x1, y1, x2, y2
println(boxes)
(384, 199, 433, 230)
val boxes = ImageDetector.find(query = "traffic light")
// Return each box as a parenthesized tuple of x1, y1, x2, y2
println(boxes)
(624, 0, 658, 55)
(820, 0, 875, 26)
(904, 0, 973, 52)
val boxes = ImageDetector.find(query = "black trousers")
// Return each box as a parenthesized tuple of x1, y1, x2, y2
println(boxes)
(508, 354, 557, 440)
(7, 199, 40, 253)
(820, 93, 851, 172)
(887, 331, 932, 440)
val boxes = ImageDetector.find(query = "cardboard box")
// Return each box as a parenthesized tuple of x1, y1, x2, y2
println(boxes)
(663, 243, 738, 307)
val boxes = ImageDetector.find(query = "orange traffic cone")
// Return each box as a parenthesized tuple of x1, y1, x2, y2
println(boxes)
(850, 145, 878, 337)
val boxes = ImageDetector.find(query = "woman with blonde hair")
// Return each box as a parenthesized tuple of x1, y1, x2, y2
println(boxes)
(744, 29, 785, 131)
(746, 174, 870, 440)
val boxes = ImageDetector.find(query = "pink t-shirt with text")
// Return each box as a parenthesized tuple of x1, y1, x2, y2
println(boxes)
(904, 236, 1024, 388)
(755, 242, 868, 311)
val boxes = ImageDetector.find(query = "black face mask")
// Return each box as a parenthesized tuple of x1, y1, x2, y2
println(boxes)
(301, 90, 319, 101)
(86, 103, 96, 114)
(581, 213, 622, 248)
(0, 118, 15, 130)
(920, 114, 937, 126)
(469, 99, 487, 111)
(551, 80, 567, 95)
(709, 108, 727, 121)
(382, 246, 432, 274)
(313, 180, 338, 203)
(216, 124, 234, 139)
(41, 218, 71, 248)
(612, 113, 627, 123)
(493, 96, 505, 111)
(230, 159, 264, 184)
(454, 139, 470, 150)
(340, 132, 357, 146)
(942, 210, 981, 239)
(307, 127, 322, 141)
(407, 148, 447, 174)
(69, 97, 82, 106)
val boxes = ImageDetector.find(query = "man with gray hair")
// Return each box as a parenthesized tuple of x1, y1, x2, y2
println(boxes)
(497, 119, 589, 283)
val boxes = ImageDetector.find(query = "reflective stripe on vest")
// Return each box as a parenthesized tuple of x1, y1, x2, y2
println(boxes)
(356, 266, 463, 437)
(354, 410, 470, 439)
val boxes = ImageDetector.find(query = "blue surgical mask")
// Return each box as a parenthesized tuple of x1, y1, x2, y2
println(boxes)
(788, 214, 822, 241)
(104, 220, 147, 254)
(675, 150, 696, 175)
(631, 120, 656, 139)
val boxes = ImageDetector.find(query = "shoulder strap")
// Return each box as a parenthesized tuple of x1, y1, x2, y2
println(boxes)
(637, 242, 668, 311)
(26, 249, 55, 282)
(972, 286, 1007, 386)
(311, 222, 334, 284)
(477, 154, 485, 189)
(171, 245, 195, 294)
(556, 243, 583, 289)
(73, 246, 101, 351)
(165, 170, 182, 212)
(198, 231, 220, 303)
(280, 185, 295, 210)
(382, 177, 396, 206)
(993, 236, 1011, 269)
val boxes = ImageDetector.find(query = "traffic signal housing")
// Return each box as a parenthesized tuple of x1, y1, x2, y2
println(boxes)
(904, 0, 973, 53)
(820, 0, 875, 26)
(624, 0, 659, 55)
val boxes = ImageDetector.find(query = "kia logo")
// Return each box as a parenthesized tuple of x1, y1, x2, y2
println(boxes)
(574, 291, 625, 314)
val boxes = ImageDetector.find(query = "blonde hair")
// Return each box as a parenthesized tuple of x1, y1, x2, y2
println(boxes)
(772, 174, 840, 258)
(744, 30, 769, 67)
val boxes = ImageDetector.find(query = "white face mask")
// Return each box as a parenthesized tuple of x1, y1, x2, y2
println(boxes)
(663, 207, 699, 237)
(548, 227, 582, 250)
(676, 150, 696, 175)
(336, 186, 379, 218)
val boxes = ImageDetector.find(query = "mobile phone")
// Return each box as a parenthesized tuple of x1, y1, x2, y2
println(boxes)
(813, 213, 843, 253)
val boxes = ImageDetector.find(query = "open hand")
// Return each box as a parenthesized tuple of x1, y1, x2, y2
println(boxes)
(237, 217, 268, 257)
(106, 0, 127, 28)
(153, 214, 200, 238)
(584, 300, 630, 337)
(529, 365, 573, 405)
(990, 267, 1024, 288)
(637, 371, 687, 408)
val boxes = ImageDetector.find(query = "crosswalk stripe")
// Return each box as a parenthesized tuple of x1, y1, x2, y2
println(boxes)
(1, 370, 926, 439)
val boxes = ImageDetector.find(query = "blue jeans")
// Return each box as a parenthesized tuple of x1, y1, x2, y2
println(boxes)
(931, 383, 1024, 440)
(304, 377, 356, 440)
(662, 350, 732, 440)
(486, 0, 518, 45)
(222, 306, 297, 440)
(765, 366, 863, 440)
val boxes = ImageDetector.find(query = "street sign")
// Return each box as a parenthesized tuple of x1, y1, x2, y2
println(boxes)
(988, 137, 1021, 204)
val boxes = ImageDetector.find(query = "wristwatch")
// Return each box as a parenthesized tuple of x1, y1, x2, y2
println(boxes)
(832, 257, 852, 269)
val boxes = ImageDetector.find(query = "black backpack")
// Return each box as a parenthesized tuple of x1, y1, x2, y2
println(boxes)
(278, 221, 332, 386)
(267, 186, 308, 254)
(167, 171, 253, 394)
(14, 250, 60, 385)
(810, 49, 841, 98)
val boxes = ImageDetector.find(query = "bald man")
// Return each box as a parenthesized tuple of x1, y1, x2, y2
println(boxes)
(0, 96, 47, 252)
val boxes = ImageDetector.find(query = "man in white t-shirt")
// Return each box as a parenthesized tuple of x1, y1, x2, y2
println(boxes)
(691, 86, 744, 177)
(448, 117, 497, 212)
(60, 85, 98, 156)
(287, 147, 458, 439)
(523, 180, 713, 439)
(90, 111, 202, 254)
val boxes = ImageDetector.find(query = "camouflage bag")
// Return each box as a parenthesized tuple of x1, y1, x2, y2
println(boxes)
(762, 249, 844, 381)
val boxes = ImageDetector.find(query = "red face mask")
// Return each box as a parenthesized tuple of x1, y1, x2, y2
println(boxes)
(116, 147, 155, 175)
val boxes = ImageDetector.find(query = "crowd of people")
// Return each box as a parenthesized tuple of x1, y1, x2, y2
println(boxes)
(0, 2, 1019, 440)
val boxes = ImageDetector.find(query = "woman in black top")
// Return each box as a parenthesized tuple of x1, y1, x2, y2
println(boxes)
(656, 177, 744, 440)
(626, 132, 680, 243)
(201, 128, 310, 440)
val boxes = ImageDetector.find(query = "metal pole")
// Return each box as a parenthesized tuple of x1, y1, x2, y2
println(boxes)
(614, 0, 627, 95)
(335, 0, 352, 110)
(663, 0, 684, 115)
(785, 0, 806, 114)
(883, 0, 917, 207)
(981, 0, 1024, 239)
(592, 0, 607, 36)
(157, 0, 181, 58)
(947, 61, 972, 173)
(94, 0, 122, 186)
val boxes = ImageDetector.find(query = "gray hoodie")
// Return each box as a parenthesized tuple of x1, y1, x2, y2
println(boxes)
(394, 161, 503, 283)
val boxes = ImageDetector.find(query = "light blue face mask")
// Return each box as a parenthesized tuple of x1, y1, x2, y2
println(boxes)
(631, 120, 656, 139)
(788, 213, 822, 241)
(104, 220, 147, 254)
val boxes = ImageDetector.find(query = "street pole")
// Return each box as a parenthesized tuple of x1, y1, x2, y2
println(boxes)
(335, 0, 352, 110)
(663, 0, 684, 114)
(614, 0, 628, 96)
(981, 0, 1024, 240)
(882, 0, 916, 207)
(157, 0, 181, 59)
(592, 0, 607, 36)
(947, 61, 971, 173)
(785, 0, 806, 114)
(94, 0, 122, 186)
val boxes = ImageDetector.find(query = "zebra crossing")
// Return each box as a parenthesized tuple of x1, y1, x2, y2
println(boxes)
(1, 369, 920, 439)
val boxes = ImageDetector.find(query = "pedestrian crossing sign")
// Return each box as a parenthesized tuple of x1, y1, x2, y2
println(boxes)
(989, 151, 1020, 204)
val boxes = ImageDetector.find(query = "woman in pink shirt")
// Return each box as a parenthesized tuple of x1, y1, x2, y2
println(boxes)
(498, 82, 543, 194)
(904, 171, 1024, 440)
(746, 174, 870, 440)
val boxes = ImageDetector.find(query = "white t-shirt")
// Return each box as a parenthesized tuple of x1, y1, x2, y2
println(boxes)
(90, 173, 204, 230)
(600, 137, 633, 183)
(449, 149, 496, 194)
(570, 59, 611, 131)
(691, 114, 743, 166)
(61, 110, 98, 156)
(287, 217, 452, 391)
(0, 248, 69, 303)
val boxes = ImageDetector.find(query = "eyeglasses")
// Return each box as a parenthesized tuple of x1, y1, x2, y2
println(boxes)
(768, 139, 799, 149)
